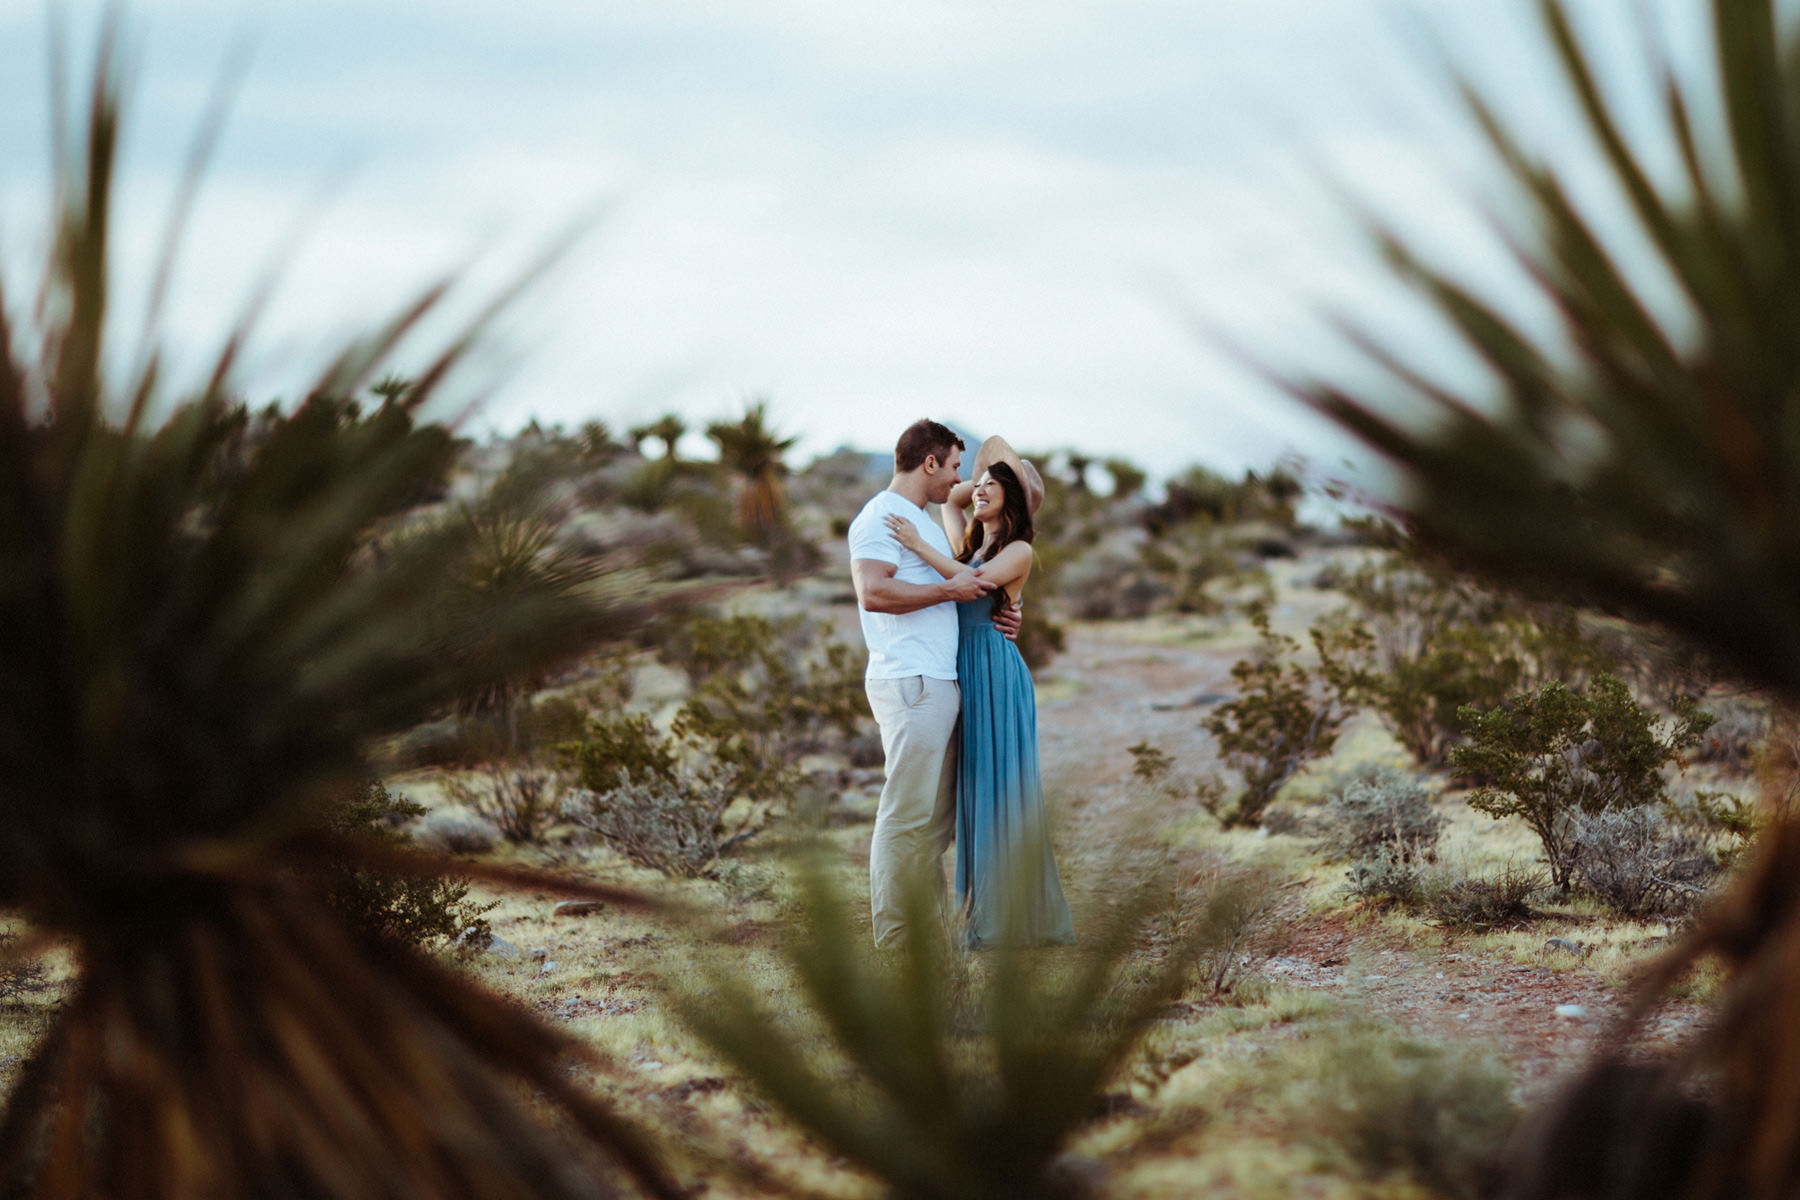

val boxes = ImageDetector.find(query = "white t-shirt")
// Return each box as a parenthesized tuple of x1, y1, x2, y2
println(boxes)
(847, 490, 960, 681)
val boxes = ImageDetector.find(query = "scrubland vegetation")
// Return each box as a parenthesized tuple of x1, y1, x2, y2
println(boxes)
(16, 0, 1800, 1196)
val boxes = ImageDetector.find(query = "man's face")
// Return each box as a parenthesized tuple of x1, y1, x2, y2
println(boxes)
(926, 445, 962, 504)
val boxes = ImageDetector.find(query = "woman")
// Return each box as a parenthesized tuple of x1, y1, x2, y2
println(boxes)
(885, 435, 1075, 948)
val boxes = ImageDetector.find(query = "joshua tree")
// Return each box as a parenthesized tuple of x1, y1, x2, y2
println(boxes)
(1064, 451, 1092, 493)
(706, 398, 798, 545)
(1277, 1, 1800, 1195)
(629, 413, 686, 460)
(1103, 456, 1147, 500)
(0, 28, 676, 1199)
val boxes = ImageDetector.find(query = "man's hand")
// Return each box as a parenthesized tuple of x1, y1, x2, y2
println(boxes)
(992, 598, 1023, 641)
(942, 569, 998, 602)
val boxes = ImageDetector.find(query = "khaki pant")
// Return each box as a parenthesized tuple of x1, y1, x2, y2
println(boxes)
(865, 675, 960, 946)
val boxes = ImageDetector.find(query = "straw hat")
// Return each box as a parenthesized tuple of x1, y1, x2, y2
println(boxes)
(971, 434, 1045, 516)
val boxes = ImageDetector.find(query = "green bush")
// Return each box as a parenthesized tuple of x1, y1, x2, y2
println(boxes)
(1420, 865, 1545, 932)
(1313, 764, 1445, 865)
(1452, 675, 1712, 889)
(1313, 554, 1615, 766)
(560, 713, 678, 795)
(1310, 1028, 1517, 1199)
(1569, 808, 1717, 918)
(1203, 606, 1348, 828)
(318, 779, 494, 948)
(562, 764, 742, 878)
(665, 614, 866, 803)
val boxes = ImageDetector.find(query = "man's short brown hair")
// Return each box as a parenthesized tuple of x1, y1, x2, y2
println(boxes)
(894, 419, 963, 473)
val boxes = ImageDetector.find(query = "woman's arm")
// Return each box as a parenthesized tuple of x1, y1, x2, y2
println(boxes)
(884, 514, 963, 580)
(972, 541, 1033, 596)
(941, 480, 973, 549)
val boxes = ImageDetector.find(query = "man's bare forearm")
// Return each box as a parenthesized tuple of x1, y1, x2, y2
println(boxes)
(858, 575, 952, 614)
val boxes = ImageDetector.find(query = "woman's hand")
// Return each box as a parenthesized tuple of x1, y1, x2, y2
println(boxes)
(947, 480, 976, 509)
(884, 513, 926, 552)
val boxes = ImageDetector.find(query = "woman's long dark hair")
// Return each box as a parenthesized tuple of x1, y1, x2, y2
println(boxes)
(957, 461, 1034, 604)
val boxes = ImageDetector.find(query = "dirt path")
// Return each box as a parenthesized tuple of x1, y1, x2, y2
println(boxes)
(1031, 617, 1708, 1103)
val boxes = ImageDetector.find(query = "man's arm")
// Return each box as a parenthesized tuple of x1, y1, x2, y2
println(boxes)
(852, 558, 995, 614)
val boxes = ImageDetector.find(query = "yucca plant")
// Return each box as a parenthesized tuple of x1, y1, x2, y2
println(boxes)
(676, 851, 1218, 1200)
(706, 399, 798, 546)
(1271, 1, 1800, 1195)
(0, 26, 679, 1199)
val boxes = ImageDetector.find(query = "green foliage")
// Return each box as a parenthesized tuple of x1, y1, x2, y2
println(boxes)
(563, 763, 743, 878)
(1185, 864, 1287, 997)
(1569, 808, 1717, 918)
(675, 851, 1219, 1200)
(1128, 741, 1176, 785)
(1284, 0, 1800, 1186)
(1419, 865, 1545, 933)
(442, 761, 564, 845)
(1101, 457, 1147, 499)
(1313, 553, 1614, 766)
(1203, 607, 1348, 828)
(318, 779, 494, 947)
(705, 398, 798, 547)
(1313, 765, 1445, 865)
(1453, 676, 1712, 888)
(1015, 603, 1066, 671)
(666, 613, 866, 803)
(1309, 1028, 1517, 1198)
(561, 713, 678, 795)
(0, 30, 673, 1198)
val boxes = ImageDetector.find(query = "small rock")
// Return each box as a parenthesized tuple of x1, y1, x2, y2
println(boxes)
(455, 929, 521, 958)
(1546, 937, 1584, 955)
(538, 960, 558, 976)
(641, 1060, 664, 1072)
(553, 899, 607, 918)
(529, 946, 549, 962)
(1555, 1004, 1588, 1019)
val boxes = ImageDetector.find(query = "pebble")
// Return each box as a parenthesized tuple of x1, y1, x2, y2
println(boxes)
(1555, 1004, 1588, 1019)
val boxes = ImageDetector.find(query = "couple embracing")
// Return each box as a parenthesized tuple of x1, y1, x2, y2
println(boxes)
(848, 418, 1075, 950)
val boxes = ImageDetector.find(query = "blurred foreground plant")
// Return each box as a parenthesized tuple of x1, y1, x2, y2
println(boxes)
(1272, 0, 1800, 1193)
(0, 25, 675, 1198)
(675, 852, 1217, 1200)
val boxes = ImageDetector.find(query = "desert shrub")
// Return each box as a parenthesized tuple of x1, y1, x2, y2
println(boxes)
(1128, 741, 1176, 785)
(1451, 675, 1713, 889)
(560, 713, 678, 794)
(1313, 554, 1615, 767)
(1343, 850, 1428, 909)
(1016, 604, 1066, 670)
(1313, 764, 1445, 864)
(1569, 808, 1718, 918)
(1182, 864, 1287, 997)
(1420, 865, 1545, 932)
(665, 614, 867, 803)
(1058, 545, 1173, 620)
(676, 851, 1222, 1200)
(1203, 606, 1349, 828)
(1691, 693, 1770, 766)
(562, 765, 746, 878)
(317, 779, 494, 948)
(1310, 1028, 1517, 1199)
(441, 761, 564, 845)
(1136, 530, 1233, 615)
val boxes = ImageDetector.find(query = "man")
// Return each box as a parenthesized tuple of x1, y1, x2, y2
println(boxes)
(847, 418, 1021, 946)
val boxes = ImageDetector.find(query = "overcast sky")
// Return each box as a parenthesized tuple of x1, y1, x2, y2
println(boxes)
(0, 1, 1712, 482)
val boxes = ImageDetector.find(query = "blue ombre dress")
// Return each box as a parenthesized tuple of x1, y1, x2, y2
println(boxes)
(953, 586, 1076, 949)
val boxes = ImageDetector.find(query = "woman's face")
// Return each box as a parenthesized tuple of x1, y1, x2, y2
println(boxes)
(971, 470, 1002, 518)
